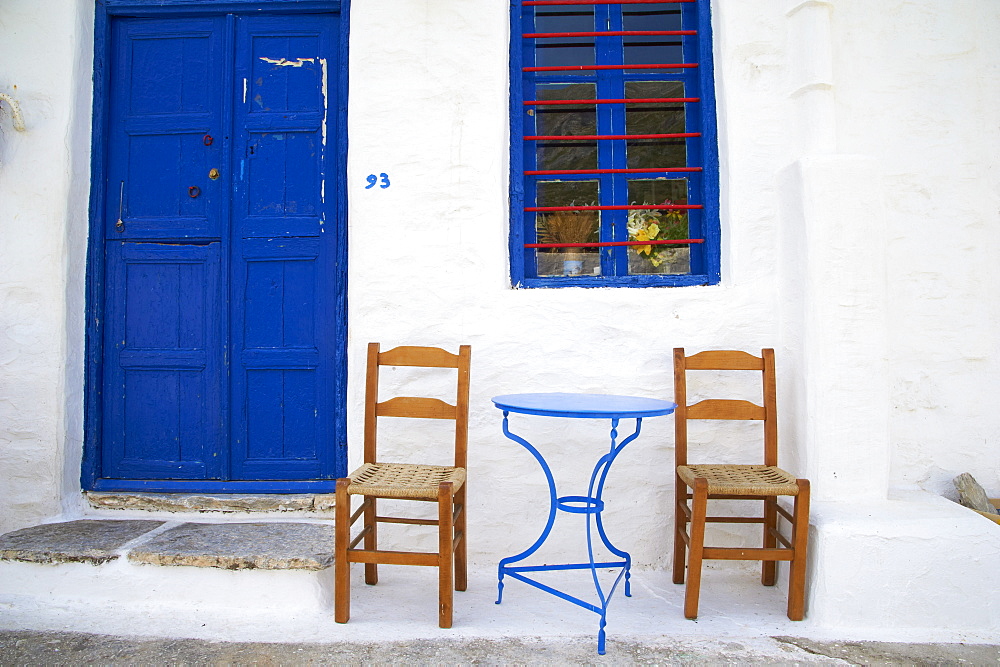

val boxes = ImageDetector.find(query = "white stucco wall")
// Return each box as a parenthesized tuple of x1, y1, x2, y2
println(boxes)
(0, 0, 996, 635)
(0, 0, 92, 532)
(840, 0, 1000, 497)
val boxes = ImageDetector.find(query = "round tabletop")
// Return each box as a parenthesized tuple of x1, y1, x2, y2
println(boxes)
(492, 392, 676, 419)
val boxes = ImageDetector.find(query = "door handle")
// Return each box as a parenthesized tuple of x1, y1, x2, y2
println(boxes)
(209, 168, 220, 180)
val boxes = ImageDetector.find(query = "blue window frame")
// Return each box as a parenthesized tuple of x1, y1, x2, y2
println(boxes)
(510, 0, 719, 287)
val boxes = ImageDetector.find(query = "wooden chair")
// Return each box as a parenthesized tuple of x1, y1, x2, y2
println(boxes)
(672, 348, 810, 620)
(335, 343, 471, 628)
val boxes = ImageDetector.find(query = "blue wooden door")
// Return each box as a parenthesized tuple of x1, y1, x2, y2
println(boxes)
(101, 12, 342, 487)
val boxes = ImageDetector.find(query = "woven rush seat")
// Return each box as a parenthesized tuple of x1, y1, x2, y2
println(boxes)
(347, 462, 466, 500)
(677, 464, 800, 496)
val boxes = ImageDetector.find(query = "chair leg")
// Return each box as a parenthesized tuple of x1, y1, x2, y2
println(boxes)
(363, 496, 378, 585)
(454, 483, 468, 592)
(786, 479, 810, 621)
(438, 482, 455, 628)
(684, 478, 709, 619)
(334, 478, 351, 624)
(761, 497, 778, 586)
(672, 475, 688, 585)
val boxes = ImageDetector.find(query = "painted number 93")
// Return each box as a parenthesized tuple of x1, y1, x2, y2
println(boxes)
(365, 173, 390, 189)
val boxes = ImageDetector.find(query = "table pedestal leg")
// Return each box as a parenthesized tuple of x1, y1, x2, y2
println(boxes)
(496, 413, 645, 655)
(496, 412, 558, 604)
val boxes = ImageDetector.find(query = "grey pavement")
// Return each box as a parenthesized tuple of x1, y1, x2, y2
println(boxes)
(1, 630, 999, 665)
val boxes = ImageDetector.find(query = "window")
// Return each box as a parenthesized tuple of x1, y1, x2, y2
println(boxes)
(509, 0, 719, 287)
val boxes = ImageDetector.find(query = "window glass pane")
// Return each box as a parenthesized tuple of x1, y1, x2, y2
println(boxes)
(622, 2, 682, 31)
(625, 81, 686, 169)
(626, 179, 690, 275)
(533, 9, 595, 74)
(535, 82, 597, 171)
(535, 180, 601, 277)
(623, 3, 684, 73)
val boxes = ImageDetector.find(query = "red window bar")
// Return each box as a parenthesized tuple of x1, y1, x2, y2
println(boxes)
(526, 167, 702, 175)
(527, 204, 701, 212)
(525, 133, 699, 141)
(523, 31, 696, 38)
(526, 239, 704, 249)
(525, 0, 697, 5)
(525, 97, 699, 105)
(525, 63, 697, 72)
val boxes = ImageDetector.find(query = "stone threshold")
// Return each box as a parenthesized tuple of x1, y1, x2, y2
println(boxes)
(86, 491, 336, 514)
(0, 519, 334, 571)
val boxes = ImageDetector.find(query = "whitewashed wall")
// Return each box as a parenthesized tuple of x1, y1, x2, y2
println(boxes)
(347, 0, 785, 566)
(0, 0, 92, 532)
(843, 1, 1000, 497)
(0, 0, 996, 636)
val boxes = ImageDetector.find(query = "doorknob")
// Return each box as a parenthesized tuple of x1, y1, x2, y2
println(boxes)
(209, 168, 220, 180)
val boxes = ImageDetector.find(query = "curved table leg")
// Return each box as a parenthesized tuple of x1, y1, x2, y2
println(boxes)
(495, 411, 558, 604)
(590, 417, 644, 598)
(584, 417, 643, 651)
(496, 413, 646, 656)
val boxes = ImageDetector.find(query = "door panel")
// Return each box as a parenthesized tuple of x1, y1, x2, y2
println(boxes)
(245, 370, 319, 458)
(231, 237, 333, 480)
(235, 16, 331, 239)
(103, 242, 224, 479)
(244, 130, 324, 236)
(108, 17, 226, 240)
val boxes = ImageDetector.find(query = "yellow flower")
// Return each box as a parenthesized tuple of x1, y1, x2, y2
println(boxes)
(647, 222, 660, 239)
(634, 229, 651, 255)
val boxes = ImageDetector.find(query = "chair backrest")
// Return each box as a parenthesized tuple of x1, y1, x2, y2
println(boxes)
(673, 348, 777, 468)
(364, 342, 472, 468)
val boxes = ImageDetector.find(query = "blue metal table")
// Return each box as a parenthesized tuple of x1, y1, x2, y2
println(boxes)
(491, 392, 677, 654)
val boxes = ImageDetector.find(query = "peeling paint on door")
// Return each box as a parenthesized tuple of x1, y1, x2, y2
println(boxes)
(258, 56, 315, 67)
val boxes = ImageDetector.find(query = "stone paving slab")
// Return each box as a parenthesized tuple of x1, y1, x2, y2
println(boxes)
(1, 630, 998, 665)
(127, 521, 335, 570)
(0, 520, 165, 565)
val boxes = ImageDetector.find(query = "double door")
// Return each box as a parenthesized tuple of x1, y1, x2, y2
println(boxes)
(100, 12, 343, 486)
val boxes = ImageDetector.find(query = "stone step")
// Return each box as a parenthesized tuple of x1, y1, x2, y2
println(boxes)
(0, 519, 336, 612)
(0, 519, 166, 566)
(0, 519, 335, 570)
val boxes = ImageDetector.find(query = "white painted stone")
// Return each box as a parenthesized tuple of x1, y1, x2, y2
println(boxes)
(807, 490, 1000, 632)
(0, 557, 335, 613)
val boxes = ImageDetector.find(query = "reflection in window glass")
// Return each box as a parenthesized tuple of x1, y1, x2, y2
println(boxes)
(622, 2, 681, 31)
(625, 81, 686, 169)
(535, 83, 597, 171)
(534, 10, 595, 74)
(623, 3, 683, 73)
(626, 179, 690, 275)
(535, 180, 601, 277)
